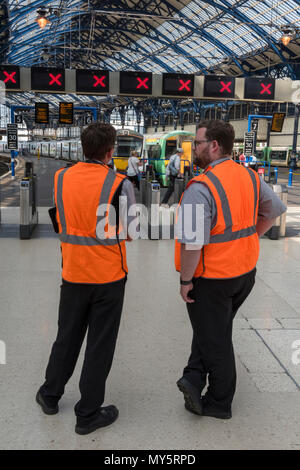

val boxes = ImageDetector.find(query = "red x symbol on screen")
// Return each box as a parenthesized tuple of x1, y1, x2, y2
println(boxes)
(137, 77, 149, 89)
(93, 75, 106, 87)
(49, 73, 62, 86)
(179, 79, 191, 91)
(220, 81, 232, 93)
(260, 83, 272, 95)
(3, 71, 16, 83)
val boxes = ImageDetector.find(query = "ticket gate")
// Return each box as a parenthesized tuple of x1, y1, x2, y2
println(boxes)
(20, 162, 38, 239)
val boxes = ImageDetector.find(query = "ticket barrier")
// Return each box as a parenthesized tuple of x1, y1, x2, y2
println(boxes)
(20, 163, 38, 239)
(266, 184, 288, 240)
(174, 178, 184, 204)
(146, 180, 160, 240)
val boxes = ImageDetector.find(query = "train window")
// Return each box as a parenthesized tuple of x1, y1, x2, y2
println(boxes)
(165, 140, 177, 158)
(270, 151, 286, 161)
(148, 144, 160, 159)
(256, 150, 263, 160)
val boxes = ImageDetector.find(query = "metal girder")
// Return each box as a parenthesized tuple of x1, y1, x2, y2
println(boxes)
(202, 0, 295, 78)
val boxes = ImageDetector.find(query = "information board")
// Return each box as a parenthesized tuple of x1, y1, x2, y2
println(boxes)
(244, 131, 256, 156)
(162, 73, 194, 96)
(271, 112, 285, 132)
(31, 67, 65, 92)
(0, 65, 20, 90)
(244, 78, 275, 100)
(76, 69, 109, 93)
(35, 103, 49, 124)
(119, 71, 152, 95)
(59, 102, 73, 125)
(7, 124, 18, 150)
(203, 76, 235, 98)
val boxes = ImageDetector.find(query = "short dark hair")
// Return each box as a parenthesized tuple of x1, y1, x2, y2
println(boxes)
(196, 120, 235, 155)
(81, 123, 116, 161)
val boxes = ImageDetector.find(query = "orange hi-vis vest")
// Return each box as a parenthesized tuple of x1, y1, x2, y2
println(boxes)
(54, 162, 128, 284)
(175, 159, 261, 279)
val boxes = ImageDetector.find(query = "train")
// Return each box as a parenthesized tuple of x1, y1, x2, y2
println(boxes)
(233, 143, 299, 167)
(143, 130, 195, 186)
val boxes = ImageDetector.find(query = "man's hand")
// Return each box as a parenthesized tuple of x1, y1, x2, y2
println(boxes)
(180, 283, 194, 303)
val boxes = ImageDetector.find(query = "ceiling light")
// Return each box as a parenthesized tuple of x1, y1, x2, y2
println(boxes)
(36, 9, 50, 29)
(281, 29, 292, 46)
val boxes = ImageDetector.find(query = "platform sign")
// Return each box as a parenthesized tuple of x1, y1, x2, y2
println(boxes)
(59, 102, 73, 125)
(271, 112, 285, 132)
(31, 67, 65, 92)
(244, 78, 275, 100)
(119, 71, 152, 95)
(244, 131, 256, 156)
(0, 65, 20, 90)
(76, 69, 109, 93)
(85, 114, 93, 126)
(251, 119, 259, 132)
(7, 124, 18, 150)
(15, 114, 23, 124)
(162, 73, 194, 96)
(203, 76, 235, 98)
(35, 103, 49, 124)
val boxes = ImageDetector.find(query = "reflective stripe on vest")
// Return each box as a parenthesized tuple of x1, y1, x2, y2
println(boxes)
(56, 167, 120, 246)
(205, 170, 258, 244)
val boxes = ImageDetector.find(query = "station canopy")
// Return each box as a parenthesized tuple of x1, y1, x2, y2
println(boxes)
(1, 0, 300, 110)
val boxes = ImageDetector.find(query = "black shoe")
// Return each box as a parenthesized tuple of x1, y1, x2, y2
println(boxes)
(177, 377, 203, 416)
(36, 390, 59, 415)
(75, 405, 119, 435)
(202, 398, 232, 420)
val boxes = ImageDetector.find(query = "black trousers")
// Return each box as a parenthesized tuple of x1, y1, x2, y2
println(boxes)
(128, 174, 140, 190)
(162, 175, 176, 204)
(40, 277, 126, 424)
(183, 269, 256, 412)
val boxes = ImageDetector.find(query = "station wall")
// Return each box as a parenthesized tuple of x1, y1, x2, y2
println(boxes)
(146, 116, 300, 148)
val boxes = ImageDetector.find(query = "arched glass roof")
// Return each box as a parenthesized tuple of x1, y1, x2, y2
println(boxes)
(1, 0, 299, 79)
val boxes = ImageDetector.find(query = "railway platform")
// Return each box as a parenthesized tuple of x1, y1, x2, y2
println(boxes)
(0, 156, 300, 450)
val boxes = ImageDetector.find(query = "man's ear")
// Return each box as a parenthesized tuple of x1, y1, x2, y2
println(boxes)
(103, 147, 114, 164)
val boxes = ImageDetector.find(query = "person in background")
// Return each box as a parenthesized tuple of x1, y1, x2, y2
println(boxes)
(161, 148, 184, 207)
(127, 150, 143, 190)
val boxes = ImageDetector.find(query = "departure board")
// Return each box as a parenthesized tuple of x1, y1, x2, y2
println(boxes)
(162, 73, 194, 96)
(244, 78, 275, 100)
(31, 67, 65, 92)
(59, 102, 73, 124)
(35, 103, 49, 124)
(271, 112, 285, 132)
(204, 76, 235, 98)
(119, 71, 152, 95)
(76, 69, 109, 93)
(0, 65, 20, 90)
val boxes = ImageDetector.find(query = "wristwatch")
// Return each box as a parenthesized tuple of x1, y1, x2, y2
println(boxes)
(180, 278, 193, 285)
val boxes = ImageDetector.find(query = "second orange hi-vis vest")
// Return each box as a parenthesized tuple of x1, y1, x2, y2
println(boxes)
(54, 162, 128, 284)
(175, 159, 260, 279)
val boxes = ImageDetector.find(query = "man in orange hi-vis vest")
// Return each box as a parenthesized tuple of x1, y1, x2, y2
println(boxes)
(36, 123, 136, 435)
(175, 120, 286, 419)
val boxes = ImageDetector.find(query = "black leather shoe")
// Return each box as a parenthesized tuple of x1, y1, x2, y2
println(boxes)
(177, 377, 203, 415)
(75, 405, 119, 435)
(36, 390, 59, 415)
(202, 398, 232, 419)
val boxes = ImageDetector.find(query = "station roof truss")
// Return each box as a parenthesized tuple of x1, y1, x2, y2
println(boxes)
(1, 0, 300, 111)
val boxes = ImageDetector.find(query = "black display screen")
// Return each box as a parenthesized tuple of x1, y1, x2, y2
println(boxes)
(35, 103, 49, 124)
(204, 76, 235, 98)
(244, 78, 275, 100)
(119, 71, 152, 95)
(162, 73, 194, 96)
(59, 102, 73, 125)
(31, 67, 65, 92)
(76, 69, 109, 93)
(0, 65, 20, 90)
